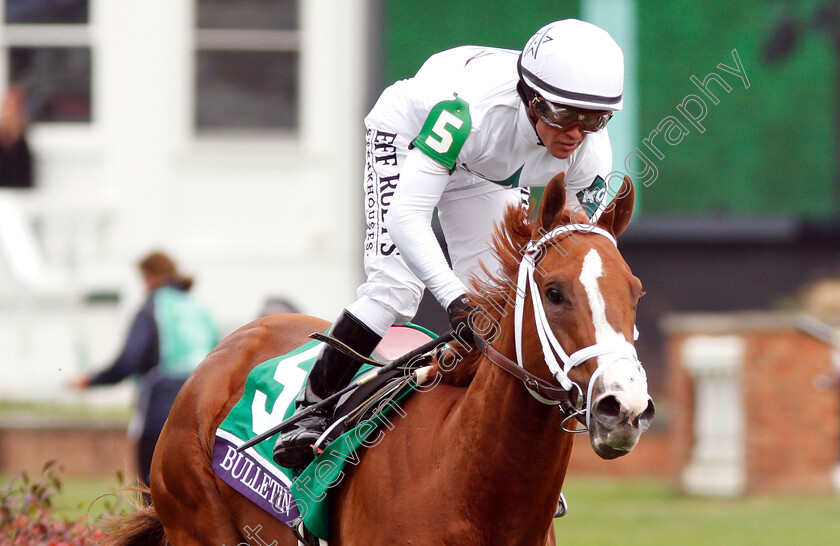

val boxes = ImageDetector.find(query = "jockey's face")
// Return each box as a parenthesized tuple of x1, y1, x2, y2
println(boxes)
(536, 118, 587, 159)
(529, 96, 613, 160)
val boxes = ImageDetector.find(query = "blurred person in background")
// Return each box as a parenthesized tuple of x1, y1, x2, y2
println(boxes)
(0, 86, 33, 189)
(71, 251, 220, 490)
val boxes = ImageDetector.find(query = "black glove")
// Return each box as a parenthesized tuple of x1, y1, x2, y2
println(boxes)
(447, 294, 475, 345)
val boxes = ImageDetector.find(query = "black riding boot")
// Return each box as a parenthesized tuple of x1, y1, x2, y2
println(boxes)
(272, 311, 382, 469)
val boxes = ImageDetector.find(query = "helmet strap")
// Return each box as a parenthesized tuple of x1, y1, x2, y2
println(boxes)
(516, 55, 537, 103)
(517, 82, 544, 147)
(516, 54, 544, 147)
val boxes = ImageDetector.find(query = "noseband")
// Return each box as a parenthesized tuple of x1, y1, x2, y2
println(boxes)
(479, 223, 642, 432)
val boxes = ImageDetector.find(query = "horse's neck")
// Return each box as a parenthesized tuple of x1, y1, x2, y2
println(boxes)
(442, 330, 573, 523)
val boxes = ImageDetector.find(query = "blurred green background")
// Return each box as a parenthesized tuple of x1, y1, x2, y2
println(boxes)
(380, 0, 838, 220)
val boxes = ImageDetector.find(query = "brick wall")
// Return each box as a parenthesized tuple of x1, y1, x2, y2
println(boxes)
(0, 417, 134, 480)
(568, 430, 672, 478)
(743, 330, 838, 493)
(665, 312, 840, 494)
(667, 332, 695, 486)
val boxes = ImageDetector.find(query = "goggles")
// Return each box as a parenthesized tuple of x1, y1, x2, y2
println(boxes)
(531, 96, 613, 133)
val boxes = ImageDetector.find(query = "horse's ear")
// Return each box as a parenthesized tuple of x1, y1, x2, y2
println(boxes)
(597, 175, 635, 237)
(536, 172, 567, 232)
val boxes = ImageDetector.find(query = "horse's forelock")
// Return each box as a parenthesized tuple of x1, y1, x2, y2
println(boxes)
(439, 203, 585, 384)
(468, 204, 582, 326)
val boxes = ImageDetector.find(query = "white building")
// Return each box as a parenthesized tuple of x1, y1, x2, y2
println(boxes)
(0, 0, 371, 403)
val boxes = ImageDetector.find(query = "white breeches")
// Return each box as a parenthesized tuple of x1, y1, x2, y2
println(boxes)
(351, 124, 527, 333)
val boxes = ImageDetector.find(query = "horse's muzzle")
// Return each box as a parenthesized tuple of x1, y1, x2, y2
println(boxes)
(588, 392, 656, 460)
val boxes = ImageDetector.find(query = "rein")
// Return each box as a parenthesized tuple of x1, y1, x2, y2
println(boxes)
(479, 223, 641, 431)
(472, 334, 584, 431)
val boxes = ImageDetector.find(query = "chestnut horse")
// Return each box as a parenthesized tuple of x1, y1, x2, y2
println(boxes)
(110, 173, 654, 545)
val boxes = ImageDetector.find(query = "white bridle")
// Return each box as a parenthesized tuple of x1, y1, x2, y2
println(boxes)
(513, 223, 642, 429)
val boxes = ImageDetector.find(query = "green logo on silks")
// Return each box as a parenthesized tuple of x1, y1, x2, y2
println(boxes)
(576, 175, 608, 218)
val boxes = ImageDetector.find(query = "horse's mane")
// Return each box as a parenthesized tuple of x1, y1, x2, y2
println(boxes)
(438, 203, 574, 386)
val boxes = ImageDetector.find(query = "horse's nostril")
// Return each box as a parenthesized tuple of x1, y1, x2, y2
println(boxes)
(634, 399, 656, 428)
(595, 394, 622, 419)
(642, 399, 656, 422)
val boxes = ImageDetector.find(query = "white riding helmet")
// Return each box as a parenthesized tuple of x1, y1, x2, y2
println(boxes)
(518, 19, 624, 111)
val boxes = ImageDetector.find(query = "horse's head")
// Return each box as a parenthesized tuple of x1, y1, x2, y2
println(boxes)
(523, 172, 655, 459)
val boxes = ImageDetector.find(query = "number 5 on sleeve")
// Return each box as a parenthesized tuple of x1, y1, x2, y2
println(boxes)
(412, 96, 472, 170)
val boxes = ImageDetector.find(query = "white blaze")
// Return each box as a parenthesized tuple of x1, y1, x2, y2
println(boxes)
(579, 249, 622, 345)
(579, 248, 649, 400)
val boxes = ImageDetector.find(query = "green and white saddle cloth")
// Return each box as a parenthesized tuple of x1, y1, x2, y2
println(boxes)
(212, 325, 435, 540)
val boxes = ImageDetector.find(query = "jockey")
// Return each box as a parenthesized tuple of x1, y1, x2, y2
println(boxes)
(273, 19, 624, 469)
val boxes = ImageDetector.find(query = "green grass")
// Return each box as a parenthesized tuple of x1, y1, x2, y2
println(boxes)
(55, 475, 135, 521)
(555, 478, 840, 545)
(5, 472, 839, 543)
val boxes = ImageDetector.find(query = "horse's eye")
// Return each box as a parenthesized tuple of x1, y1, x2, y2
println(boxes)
(545, 287, 564, 304)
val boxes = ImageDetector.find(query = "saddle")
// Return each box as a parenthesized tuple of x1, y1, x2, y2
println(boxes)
(314, 325, 440, 452)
